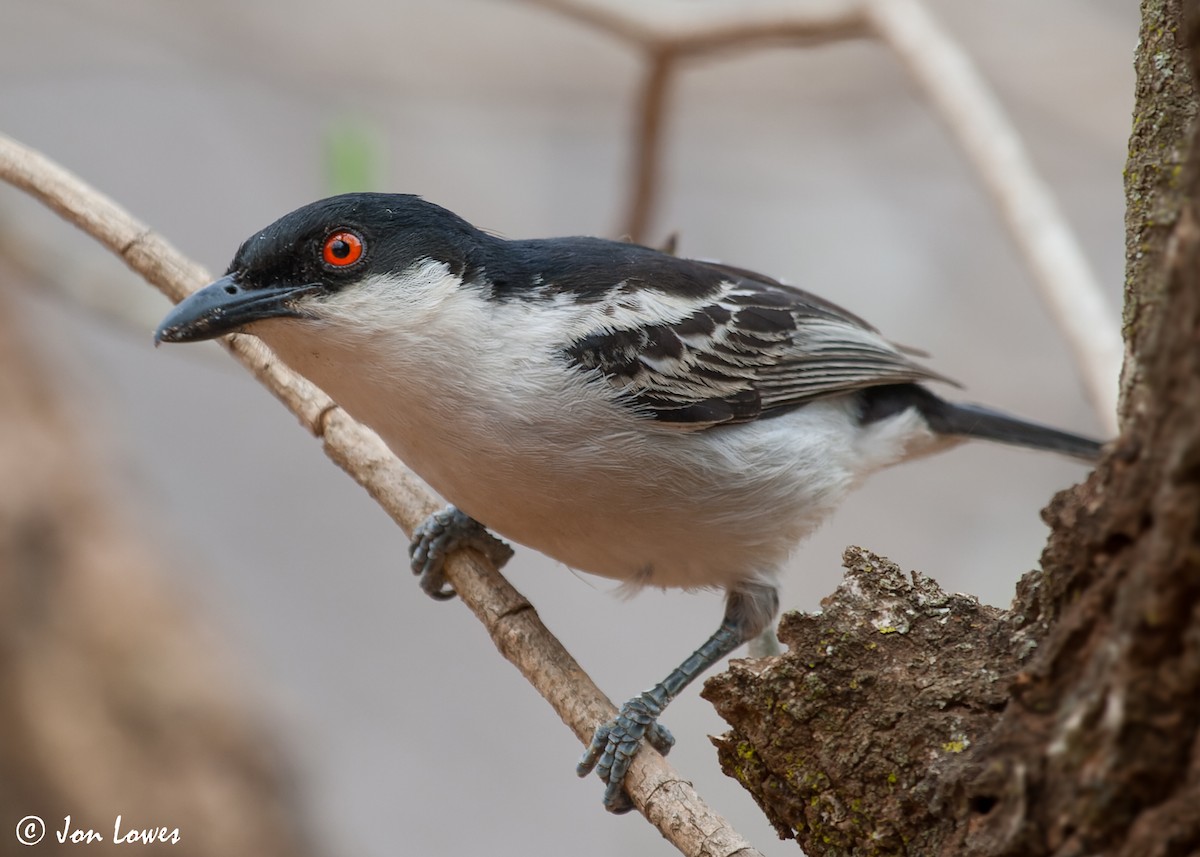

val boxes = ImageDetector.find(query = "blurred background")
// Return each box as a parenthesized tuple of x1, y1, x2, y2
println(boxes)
(0, 1, 1134, 855)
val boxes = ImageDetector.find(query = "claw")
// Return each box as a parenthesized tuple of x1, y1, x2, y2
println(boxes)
(408, 506, 513, 601)
(577, 691, 671, 813)
(646, 721, 675, 755)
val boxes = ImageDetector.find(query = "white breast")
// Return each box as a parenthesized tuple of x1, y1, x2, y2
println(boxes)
(249, 266, 937, 591)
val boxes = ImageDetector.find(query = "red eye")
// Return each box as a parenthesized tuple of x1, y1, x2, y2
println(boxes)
(322, 230, 364, 267)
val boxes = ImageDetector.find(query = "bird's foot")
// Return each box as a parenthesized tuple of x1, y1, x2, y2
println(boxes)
(408, 505, 513, 600)
(577, 691, 675, 813)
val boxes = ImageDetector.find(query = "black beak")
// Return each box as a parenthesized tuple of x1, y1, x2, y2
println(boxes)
(155, 275, 322, 344)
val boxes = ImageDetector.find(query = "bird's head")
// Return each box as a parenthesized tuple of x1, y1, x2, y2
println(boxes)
(155, 193, 489, 345)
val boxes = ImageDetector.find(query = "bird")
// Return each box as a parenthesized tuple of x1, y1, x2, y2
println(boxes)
(155, 192, 1103, 814)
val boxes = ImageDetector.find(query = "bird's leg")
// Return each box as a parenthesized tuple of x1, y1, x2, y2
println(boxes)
(408, 505, 514, 600)
(577, 580, 779, 813)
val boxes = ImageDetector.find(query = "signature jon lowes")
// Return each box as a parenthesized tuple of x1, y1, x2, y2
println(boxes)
(31, 815, 181, 846)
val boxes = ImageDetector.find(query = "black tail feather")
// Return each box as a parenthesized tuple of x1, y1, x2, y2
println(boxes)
(860, 384, 1104, 463)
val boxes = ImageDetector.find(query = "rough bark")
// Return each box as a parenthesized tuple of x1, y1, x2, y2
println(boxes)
(1122, 0, 1197, 422)
(703, 1, 1200, 854)
(0, 282, 320, 857)
(706, 548, 1023, 853)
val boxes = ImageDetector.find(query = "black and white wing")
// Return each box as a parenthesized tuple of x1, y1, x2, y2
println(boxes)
(559, 254, 956, 430)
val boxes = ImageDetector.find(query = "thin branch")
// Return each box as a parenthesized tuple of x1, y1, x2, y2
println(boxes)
(627, 49, 675, 242)
(523, 0, 867, 54)
(866, 0, 1122, 433)
(528, 0, 869, 242)
(0, 131, 764, 857)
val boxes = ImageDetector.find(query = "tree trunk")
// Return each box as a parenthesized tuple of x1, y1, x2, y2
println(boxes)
(702, 1, 1200, 854)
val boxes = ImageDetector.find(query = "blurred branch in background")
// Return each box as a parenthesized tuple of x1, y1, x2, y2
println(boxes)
(530, 0, 1121, 432)
(0, 268, 318, 856)
(526, 0, 868, 242)
(524, 0, 868, 242)
(864, 0, 1122, 431)
(0, 132, 763, 857)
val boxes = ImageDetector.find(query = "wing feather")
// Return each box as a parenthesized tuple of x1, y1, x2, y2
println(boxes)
(561, 256, 955, 429)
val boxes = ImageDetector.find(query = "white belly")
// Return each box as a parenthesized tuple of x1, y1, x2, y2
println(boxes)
(250, 298, 931, 590)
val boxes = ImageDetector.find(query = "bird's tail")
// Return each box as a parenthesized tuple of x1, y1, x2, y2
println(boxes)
(861, 384, 1104, 462)
(927, 400, 1103, 461)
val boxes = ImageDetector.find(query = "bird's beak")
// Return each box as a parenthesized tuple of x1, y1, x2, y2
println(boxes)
(155, 275, 321, 344)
